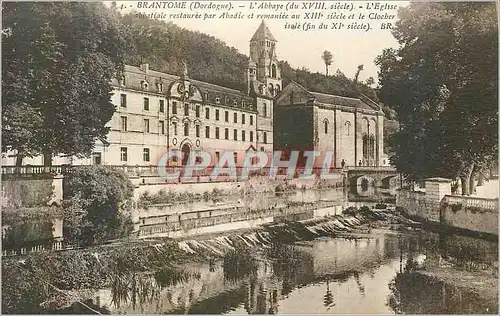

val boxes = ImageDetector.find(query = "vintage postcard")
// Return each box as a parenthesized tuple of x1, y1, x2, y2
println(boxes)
(1, 0, 498, 314)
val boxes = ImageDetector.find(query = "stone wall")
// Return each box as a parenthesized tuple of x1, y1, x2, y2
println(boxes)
(441, 196, 498, 235)
(137, 200, 340, 238)
(1, 176, 60, 207)
(396, 178, 498, 235)
(132, 174, 343, 200)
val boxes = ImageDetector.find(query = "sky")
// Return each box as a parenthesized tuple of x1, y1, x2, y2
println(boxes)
(111, 1, 410, 84)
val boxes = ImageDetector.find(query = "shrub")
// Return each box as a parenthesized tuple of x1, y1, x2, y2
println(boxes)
(375, 203, 387, 209)
(63, 166, 134, 246)
(343, 206, 358, 215)
(450, 203, 463, 213)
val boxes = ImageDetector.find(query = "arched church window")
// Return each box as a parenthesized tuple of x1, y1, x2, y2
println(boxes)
(369, 134, 375, 158)
(184, 123, 189, 136)
(362, 134, 368, 160)
(324, 119, 329, 134)
(345, 121, 351, 136)
(275, 85, 280, 94)
(269, 84, 274, 96)
(271, 64, 277, 78)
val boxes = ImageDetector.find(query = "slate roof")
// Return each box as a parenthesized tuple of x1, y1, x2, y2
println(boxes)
(113, 64, 254, 108)
(309, 91, 374, 110)
(283, 81, 380, 111)
(251, 20, 277, 42)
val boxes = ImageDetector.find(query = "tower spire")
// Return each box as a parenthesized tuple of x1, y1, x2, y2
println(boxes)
(250, 20, 277, 42)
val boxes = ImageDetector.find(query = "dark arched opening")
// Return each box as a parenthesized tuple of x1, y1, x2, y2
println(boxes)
(181, 144, 190, 166)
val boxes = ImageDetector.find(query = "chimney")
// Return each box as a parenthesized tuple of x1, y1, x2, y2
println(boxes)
(140, 63, 149, 74)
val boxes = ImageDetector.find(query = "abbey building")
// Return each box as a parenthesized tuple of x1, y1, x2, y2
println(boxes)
(2, 21, 385, 168)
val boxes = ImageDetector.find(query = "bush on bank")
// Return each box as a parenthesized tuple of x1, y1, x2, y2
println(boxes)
(63, 166, 135, 246)
(1, 241, 187, 314)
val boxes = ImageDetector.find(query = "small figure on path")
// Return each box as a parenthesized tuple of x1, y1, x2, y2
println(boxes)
(341, 159, 346, 169)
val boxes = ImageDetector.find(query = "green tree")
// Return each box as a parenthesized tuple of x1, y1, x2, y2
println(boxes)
(63, 166, 134, 246)
(376, 2, 498, 194)
(2, 2, 129, 166)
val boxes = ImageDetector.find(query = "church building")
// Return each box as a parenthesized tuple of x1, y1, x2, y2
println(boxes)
(274, 81, 385, 168)
(2, 20, 385, 170)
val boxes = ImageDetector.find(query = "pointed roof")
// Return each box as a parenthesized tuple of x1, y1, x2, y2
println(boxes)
(251, 20, 277, 42)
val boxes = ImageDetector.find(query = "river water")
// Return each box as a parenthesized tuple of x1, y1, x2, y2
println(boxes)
(94, 229, 498, 314)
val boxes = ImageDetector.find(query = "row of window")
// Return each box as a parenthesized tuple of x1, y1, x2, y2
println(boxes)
(119, 116, 268, 143)
(120, 147, 151, 162)
(120, 96, 259, 123)
(120, 147, 267, 163)
(323, 120, 353, 136)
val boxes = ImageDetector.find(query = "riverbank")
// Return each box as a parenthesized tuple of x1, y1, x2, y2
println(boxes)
(2, 206, 497, 314)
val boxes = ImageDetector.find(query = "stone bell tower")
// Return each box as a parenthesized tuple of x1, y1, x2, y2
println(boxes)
(248, 20, 282, 96)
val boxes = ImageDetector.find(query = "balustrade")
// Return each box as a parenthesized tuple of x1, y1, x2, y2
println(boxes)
(444, 195, 498, 211)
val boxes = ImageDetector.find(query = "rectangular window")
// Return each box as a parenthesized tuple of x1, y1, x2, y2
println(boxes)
(196, 125, 200, 138)
(159, 100, 164, 113)
(184, 103, 189, 116)
(242, 130, 246, 141)
(120, 116, 127, 132)
(242, 114, 245, 124)
(184, 123, 189, 136)
(196, 105, 200, 118)
(159, 120, 165, 135)
(225, 128, 229, 140)
(215, 109, 220, 121)
(120, 147, 127, 162)
(143, 148, 150, 162)
(143, 119, 150, 133)
(172, 101, 177, 115)
(92, 152, 102, 165)
(234, 112, 237, 123)
(205, 108, 210, 119)
(250, 115, 254, 125)
(215, 127, 220, 139)
(215, 151, 220, 162)
(250, 131, 254, 142)
(233, 129, 237, 141)
(225, 111, 229, 122)
(234, 152, 238, 164)
(120, 94, 127, 107)
(143, 97, 149, 111)
(205, 126, 210, 138)
(173, 122, 178, 136)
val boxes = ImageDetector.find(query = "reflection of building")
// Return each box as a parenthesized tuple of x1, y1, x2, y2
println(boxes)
(244, 261, 282, 315)
(274, 82, 385, 167)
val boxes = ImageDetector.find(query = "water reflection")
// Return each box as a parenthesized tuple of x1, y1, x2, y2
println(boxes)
(99, 232, 497, 314)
